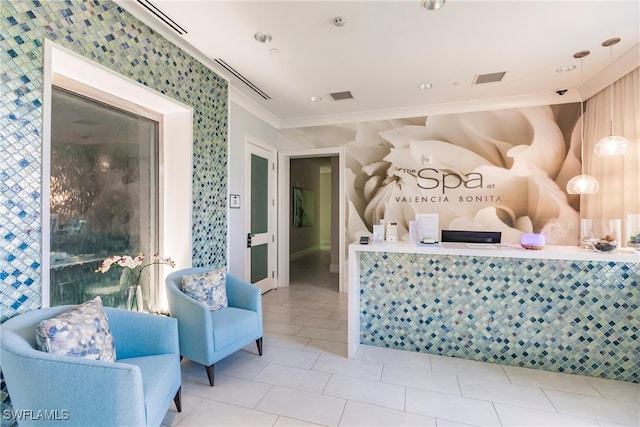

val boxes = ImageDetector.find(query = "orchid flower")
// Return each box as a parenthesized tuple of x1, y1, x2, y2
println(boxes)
(96, 253, 175, 280)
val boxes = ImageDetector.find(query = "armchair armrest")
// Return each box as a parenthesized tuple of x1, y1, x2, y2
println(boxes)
(106, 308, 179, 359)
(1, 341, 147, 426)
(165, 278, 214, 362)
(226, 275, 261, 314)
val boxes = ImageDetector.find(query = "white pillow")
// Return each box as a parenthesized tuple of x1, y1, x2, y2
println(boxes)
(182, 268, 228, 311)
(35, 296, 116, 362)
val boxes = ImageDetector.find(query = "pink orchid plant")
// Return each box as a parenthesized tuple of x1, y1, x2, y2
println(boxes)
(96, 253, 176, 310)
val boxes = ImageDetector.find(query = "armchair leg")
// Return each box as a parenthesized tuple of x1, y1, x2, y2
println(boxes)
(205, 364, 215, 387)
(173, 387, 182, 412)
(256, 337, 263, 356)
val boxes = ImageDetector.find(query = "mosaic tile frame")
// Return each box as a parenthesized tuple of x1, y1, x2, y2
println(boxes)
(360, 252, 639, 382)
(1, 0, 229, 418)
(1, 0, 228, 321)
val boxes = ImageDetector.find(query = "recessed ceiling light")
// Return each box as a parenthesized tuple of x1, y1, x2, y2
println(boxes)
(418, 83, 433, 90)
(421, 0, 446, 11)
(254, 31, 272, 43)
(309, 96, 322, 102)
(556, 64, 576, 73)
(269, 48, 279, 55)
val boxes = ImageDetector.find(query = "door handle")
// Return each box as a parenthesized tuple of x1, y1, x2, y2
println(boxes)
(247, 233, 254, 248)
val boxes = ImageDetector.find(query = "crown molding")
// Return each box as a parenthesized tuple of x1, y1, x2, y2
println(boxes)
(579, 43, 639, 100)
(229, 86, 281, 129)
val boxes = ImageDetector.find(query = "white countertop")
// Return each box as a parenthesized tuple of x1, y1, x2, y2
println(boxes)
(349, 241, 640, 263)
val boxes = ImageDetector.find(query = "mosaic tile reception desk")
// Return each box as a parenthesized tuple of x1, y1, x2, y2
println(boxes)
(348, 242, 639, 382)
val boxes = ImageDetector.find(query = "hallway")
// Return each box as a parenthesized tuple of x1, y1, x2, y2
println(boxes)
(289, 249, 339, 291)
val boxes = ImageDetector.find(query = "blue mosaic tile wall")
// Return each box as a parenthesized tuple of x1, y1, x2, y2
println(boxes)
(1, 0, 228, 420)
(360, 252, 639, 383)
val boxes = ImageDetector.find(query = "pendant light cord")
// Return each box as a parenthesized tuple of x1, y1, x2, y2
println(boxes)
(609, 44, 614, 136)
(580, 56, 585, 169)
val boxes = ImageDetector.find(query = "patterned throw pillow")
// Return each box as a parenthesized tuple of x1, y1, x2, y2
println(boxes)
(35, 296, 116, 362)
(182, 268, 228, 311)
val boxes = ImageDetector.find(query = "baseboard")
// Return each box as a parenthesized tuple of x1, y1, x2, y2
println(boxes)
(290, 245, 320, 261)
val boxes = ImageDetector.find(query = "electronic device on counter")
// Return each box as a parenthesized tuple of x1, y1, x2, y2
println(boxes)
(359, 236, 370, 245)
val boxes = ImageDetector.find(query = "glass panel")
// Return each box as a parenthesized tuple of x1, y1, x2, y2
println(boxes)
(49, 87, 159, 310)
(251, 154, 268, 234)
(251, 243, 269, 283)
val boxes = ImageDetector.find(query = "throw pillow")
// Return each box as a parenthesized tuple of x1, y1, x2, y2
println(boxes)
(182, 268, 228, 311)
(35, 296, 116, 362)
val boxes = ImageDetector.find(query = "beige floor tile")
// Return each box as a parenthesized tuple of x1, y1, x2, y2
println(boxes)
(296, 326, 347, 343)
(304, 338, 348, 357)
(494, 402, 600, 426)
(312, 354, 383, 381)
(263, 311, 298, 324)
(405, 387, 501, 426)
(274, 416, 325, 426)
(241, 344, 320, 369)
(256, 386, 347, 426)
(287, 307, 334, 319)
(263, 332, 311, 350)
(339, 400, 437, 426)
(503, 365, 601, 397)
(161, 393, 203, 426)
(214, 352, 268, 380)
(363, 344, 432, 370)
(292, 315, 342, 329)
(459, 376, 555, 412)
(324, 374, 406, 410)
(262, 303, 293, 314)
(430, 354, 509, 383)
(585, 376, 640, 403)
(264, 321, 304, 336)
(382, 363, 460, 396)
(253, 363, 331, 393)
(544, 389, 640, 426)
(183, 374, 271, 408)
(329, 311, 349, 321)
(175, 399, 277, 426)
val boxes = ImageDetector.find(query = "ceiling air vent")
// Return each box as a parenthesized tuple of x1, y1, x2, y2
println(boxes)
(330, 91, 354, 101)
(136, 0, 188, 35)
(214, 59, 271, 100)
(472, 71, 506, 85)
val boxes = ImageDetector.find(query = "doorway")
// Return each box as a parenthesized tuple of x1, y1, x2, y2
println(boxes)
(244, 137, 277, 293)
(278, 148, 346, 293)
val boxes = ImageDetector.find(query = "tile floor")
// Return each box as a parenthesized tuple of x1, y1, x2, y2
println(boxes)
(163, 252, 639, 426)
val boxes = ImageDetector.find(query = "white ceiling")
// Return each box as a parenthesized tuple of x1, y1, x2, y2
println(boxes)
(119, 0, 640, 128)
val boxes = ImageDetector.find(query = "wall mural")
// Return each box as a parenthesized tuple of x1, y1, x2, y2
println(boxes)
(282, 104, 582, 245)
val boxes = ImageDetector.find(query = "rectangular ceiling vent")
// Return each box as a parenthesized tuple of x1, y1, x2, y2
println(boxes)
(214, 59, 271, 100)
(330, 91, 354, 101)
(473, 71, 506, 85)
(136, 0, 188, 35)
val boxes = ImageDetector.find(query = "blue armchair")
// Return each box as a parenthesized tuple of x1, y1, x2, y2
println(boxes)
(1, 306, 182, 427)
(165, 268, 263, 386)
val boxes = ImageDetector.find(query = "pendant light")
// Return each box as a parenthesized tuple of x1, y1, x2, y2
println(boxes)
(567, 50, 599, 195)
(421, 0, 446, 11)
(594, 37, 630, 157)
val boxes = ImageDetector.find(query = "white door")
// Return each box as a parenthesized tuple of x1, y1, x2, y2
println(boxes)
(244, 138, 277, 293)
